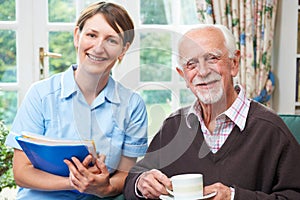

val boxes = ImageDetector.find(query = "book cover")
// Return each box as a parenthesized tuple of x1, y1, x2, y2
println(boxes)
(15, 132, 97, 177)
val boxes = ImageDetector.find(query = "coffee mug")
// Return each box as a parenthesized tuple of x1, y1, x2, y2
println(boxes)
(167, 173, 203, 200)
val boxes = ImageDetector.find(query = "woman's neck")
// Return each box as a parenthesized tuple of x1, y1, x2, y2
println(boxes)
(74, 69, 110, 105)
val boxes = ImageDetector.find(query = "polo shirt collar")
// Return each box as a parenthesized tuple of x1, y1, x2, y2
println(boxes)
(60, 65, 121, 105)
(98, 76, 121, 105)
(60, 65, 78, 99)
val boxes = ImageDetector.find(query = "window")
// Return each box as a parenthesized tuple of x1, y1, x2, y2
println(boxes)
(0, 0, 198, 136)
(0, 0, 17, 126)
(113, 0, 198, 137)
(0, 0, 101, 126)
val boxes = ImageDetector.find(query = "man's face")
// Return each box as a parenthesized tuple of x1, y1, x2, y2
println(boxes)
(178, 28, 239, 105)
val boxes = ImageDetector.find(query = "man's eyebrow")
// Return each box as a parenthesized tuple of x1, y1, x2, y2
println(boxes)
(205, 49, 223, 57)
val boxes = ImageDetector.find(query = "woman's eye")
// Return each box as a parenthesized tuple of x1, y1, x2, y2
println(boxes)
(87, 33, 96, 38)
(107, 38, 119, 45)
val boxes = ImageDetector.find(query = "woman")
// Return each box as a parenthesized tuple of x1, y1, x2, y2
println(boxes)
(5, 1, 148, 199)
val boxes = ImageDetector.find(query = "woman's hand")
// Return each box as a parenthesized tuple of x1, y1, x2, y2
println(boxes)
(64, 154, 113, 197)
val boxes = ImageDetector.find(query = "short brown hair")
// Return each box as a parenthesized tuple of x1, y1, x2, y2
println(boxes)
(76, 1, 135, 46)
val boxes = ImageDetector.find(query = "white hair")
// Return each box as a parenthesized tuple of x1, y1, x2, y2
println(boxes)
(177, 24, 237, 67)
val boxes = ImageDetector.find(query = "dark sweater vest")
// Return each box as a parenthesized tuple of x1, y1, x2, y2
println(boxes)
(124, 101, 300, 199)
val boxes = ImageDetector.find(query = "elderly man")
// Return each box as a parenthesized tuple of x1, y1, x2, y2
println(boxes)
(123, 24, 300, 199)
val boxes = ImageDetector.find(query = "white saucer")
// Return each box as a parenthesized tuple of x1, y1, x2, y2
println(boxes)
(159, 191, 217, 200)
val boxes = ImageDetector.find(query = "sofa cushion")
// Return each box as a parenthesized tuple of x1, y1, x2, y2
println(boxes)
(279, 114, 300, 144)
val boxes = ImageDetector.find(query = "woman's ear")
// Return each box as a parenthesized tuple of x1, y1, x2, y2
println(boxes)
(73, 26, 80, 50)
(118, 42, 131, 62)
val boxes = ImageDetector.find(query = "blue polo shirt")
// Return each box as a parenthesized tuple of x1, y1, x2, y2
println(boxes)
(5, 65, 148, 200)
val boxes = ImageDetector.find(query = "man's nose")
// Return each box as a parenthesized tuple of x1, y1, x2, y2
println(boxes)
(196, 58, 210, 76)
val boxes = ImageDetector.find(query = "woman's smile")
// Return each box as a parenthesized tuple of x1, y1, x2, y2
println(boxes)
(87, 53, 108, 62)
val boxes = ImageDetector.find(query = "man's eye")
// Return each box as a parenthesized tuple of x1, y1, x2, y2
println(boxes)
(206, 56, 219, 64)
(186, 60, 197, 69)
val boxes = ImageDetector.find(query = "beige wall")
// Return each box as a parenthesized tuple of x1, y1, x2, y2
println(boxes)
(273, 0, 298, 114)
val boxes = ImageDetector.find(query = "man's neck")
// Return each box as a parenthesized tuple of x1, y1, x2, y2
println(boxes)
(200, 89, 238, 128)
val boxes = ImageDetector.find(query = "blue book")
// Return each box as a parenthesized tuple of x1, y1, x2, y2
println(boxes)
(15, 132, 97, 177)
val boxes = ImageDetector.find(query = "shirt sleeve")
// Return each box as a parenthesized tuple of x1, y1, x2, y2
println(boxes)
(5, 84, 45, 149)
(122, 92, 148, 158)
(230, 187, 235, 200)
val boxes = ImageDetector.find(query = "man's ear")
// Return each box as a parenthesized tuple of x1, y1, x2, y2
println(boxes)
(176, 67, 189, 88)
(176, 67, 184, 78)
(231, 50, 240, 77)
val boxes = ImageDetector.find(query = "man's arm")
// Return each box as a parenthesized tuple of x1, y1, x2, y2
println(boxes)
(123, 134, 165, 199)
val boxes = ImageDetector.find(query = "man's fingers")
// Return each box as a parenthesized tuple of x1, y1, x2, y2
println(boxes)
(138, 170, 171, 198)
(155, 171, 171, 191)
(139, 175, 162, 198)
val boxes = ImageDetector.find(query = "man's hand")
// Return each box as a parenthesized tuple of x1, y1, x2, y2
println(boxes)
(137, 169, 171, 199)
(204, 182, 231, 200)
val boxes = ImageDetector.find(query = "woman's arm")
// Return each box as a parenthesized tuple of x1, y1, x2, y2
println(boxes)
(109, 155, 137, 195)
(13, 149, 72, 191)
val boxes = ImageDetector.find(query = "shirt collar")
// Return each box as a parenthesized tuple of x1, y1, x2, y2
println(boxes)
(99, 76, 121, 105)
(186, 85, 250, 131)
(224, 85, 250, 131)
(60, 65, 121, 105)
(60, 65, 78, 99)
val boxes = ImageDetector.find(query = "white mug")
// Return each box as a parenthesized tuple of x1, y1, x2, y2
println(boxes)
(167, 173, 203, 200)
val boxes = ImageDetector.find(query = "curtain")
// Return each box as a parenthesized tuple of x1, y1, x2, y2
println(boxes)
(195, 0, 278, 100)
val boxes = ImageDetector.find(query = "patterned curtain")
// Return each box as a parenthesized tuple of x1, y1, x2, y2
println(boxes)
(195, 0, 278, 99)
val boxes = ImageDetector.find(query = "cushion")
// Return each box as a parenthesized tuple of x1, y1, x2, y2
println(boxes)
(279, 114, 300, 144)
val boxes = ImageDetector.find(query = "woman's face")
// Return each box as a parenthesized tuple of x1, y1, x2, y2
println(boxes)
(74, 13, 129, 75)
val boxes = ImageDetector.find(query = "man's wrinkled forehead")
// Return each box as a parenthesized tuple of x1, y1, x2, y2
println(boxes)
(178, 36, 209, 65)
(178, 28, 224, 56)
(177, 35, 202, 67)
(178, 34, 205, 59)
